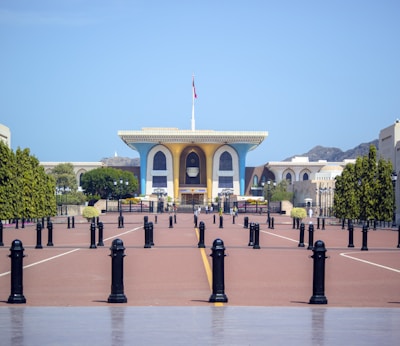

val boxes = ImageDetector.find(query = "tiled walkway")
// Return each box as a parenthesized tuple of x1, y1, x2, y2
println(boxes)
(0, 213, 399, 345)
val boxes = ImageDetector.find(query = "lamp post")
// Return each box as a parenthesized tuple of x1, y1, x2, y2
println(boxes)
(391, 171, 397, 227)
(266, 181, 276, 219)
(154, 188, 166, 213)
(114, 178, 129, 215)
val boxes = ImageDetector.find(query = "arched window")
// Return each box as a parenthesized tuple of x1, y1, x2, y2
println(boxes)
(253, 175, 258, 186)
(303, 173, 309, 181)
(186, 152, 199, 167)
(286, 172, 292, 184)
(153, 151, 166, 170)
(219, 151, 232, 171)
(152, 151, 167, 187)
(186, 152, 200, 184)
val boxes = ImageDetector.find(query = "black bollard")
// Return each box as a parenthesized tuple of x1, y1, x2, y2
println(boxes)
(68, 216, 71, 229)
(232, 215, 235, 224)
(307, 223, 314, 250)
(149, 222, 154, 246)
(22, 218, 25, 229)
(47, 221, 54, 247)
(174, 214, 177, 224)
(155, 215, 157, 224)
(118, 213, 124, 229)
(309, 240, 328, 305)
(244, 216, 249, 229)
(322, 218, 325, 230)
(296, 218, 300, 229)
(317, 217, 320, 230)
(144, 216, 148, 228)
(97, 222, 104, 246)
(248, 222, 255, 246)
(107, 238, 128, 303)
(341, 218, 345, 230)
(0, 221, 3, 246)
(397, 225, 400, 248)
(219, 215, 223, 229)
(361, 224, 368, 251)
(90, 222, 97, 249)
(198, 221, 206, 248)
(7, 239, 26, 304)
(213, 214, 216, 224)
(298, 222, 305, 247)
(169, 215, 173, 228)
(271, 217, 274, 229)
(348, 222, 354, 248)
(72, 216, 75, 228)
(144, 222, 151, 248)
(15, 218, 19, 229)
(194, 215, 198, 228)
(253, 223, 260, 249)
(35, 222, 43, 249)
(267, 214, 271, 229)
(209, 238, 228, 303)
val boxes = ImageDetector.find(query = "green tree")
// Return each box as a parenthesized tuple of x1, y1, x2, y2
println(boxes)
(0, 143, 56, 219)
(333, 144, 393, 222)
(49, 163, 78, 205)
(265, 180, 293, 202)
(0, 142, 15, 219)
(273, 181, 292, 201)
(81, 167, 138, 199)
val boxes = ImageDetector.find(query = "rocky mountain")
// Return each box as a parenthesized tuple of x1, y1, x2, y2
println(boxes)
(284, 139, 379, 162)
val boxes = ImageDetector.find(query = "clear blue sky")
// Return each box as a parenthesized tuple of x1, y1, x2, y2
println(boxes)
(1, 1, 399, 166)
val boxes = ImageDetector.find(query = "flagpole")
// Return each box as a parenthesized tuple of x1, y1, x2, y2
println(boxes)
(191, 75, 196, 131)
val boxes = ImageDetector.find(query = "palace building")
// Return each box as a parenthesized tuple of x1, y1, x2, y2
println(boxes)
(118, 127, 267, 206)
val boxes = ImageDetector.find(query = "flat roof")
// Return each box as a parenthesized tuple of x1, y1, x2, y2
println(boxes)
(118, 128, 268, 145)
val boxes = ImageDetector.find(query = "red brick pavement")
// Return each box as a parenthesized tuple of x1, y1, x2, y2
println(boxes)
(0, 213, 399, 307)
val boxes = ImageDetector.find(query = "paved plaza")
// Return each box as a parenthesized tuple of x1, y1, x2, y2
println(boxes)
(0, 212, 399, 345)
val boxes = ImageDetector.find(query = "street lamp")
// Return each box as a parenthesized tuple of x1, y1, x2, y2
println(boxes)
(391, 171, 397, 227)
(266, 181, 276, 221)
(154, 188, 166, 213)
(114, 178, 129, 214)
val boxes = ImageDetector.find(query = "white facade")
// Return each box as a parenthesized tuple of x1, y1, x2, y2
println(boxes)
(0, 123, 11, 147)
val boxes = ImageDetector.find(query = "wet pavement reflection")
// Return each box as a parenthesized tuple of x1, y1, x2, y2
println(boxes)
(0, 306, 399, 345)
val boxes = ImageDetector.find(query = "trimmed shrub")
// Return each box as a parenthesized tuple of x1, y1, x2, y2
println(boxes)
(290, 207, 307, 220)
(82, 206, 100, 221)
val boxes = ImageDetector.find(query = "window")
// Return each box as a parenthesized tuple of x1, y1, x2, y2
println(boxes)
(219, 151, 232, 171)
(218, 176, 233, 188)
(286, 173, 292, 184)
(253, 175, 258, 186)
(186, 152, 199, 167)
(303, 173, 309, 181)
(152, 176, 167, 187)
(153, 151, 166, 170)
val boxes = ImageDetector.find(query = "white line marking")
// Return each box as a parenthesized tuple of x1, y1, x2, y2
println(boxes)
(0, 248, 80, 277)
(261, 229, 304, 244)
(0, 226, 142, 278)
(104, 226, 143, 242)
(340, 252, 400, 273)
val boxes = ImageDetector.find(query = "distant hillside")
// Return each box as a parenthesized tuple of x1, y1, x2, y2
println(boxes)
(101, 156, 140, 166)
(284, 139, 379, 162)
